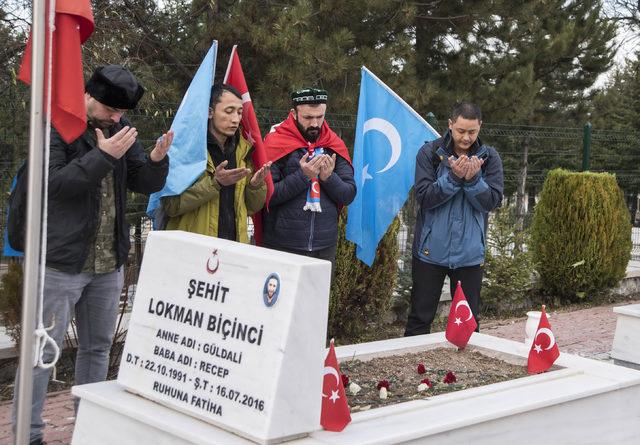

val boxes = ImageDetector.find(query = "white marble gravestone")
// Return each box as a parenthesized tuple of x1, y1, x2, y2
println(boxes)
(73, 332, 640, 444)
(611, 303, 640, 369)
(115, 230, 331, 444)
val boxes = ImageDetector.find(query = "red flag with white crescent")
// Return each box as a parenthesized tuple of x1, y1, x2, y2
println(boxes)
(445, 281, 478, 349)
(320, 340, 351, 432)
(527, 305, 560, 374)
(223, 45, 273, 245)
(19, 0, 94, 143)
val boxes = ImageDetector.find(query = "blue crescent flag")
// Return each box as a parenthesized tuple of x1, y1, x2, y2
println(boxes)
(146, 41, 218, 228)
(346, 67, 439, 266)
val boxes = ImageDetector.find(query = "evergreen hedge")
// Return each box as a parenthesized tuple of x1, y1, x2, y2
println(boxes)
(328, 214, 399, 343)
(531, 169, 631, 299)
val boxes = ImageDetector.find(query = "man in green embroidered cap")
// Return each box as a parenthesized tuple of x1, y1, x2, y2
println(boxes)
(262, 88, 356, 276)
(11, 64, 173, 445)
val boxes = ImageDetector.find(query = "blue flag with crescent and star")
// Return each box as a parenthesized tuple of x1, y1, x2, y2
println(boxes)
(346, 67, 439, 266)
(146, 41, 218, 228)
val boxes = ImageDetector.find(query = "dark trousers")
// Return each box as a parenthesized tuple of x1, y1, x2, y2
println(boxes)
(404, 258, 483, 336)
(265, 244, 337, 280)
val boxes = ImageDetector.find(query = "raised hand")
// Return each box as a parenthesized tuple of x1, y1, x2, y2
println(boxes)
(319, 153, 336, 181)
(96, 126, 138, 159)
(464, 156, 484, 181)
(299, 152, 325, 180)
(149, 130, 174, 162)
(250, 161, 273, 187)
(448, 155, 468, 180)
(214, 160, 251, 186)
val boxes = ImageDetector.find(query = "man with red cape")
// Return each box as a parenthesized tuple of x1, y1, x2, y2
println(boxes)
(263, 88, 355, 276)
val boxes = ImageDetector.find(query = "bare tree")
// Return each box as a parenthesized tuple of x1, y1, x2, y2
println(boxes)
(604, 0, 640, 28)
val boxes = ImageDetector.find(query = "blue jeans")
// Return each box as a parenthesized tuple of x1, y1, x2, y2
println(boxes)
(12, 267, 124, 443)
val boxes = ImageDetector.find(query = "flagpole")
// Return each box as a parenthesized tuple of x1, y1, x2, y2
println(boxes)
(16, 0, 46, 442)
(223, 44, 237, 82)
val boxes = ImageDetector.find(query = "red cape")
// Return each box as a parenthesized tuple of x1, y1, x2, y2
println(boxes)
(264, 112, 352, 165)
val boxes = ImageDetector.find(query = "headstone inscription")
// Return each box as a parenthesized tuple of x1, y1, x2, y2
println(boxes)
(117, 230, 331, 444)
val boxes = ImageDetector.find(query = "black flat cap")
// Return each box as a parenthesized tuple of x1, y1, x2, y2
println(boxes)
(85, 65, 145, 109)
(291, 88, 328, 106)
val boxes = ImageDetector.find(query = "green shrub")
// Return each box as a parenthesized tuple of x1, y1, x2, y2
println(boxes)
(389, 248, 412, 324)
(390, 195, 416, 324)
(482, 206, 534, 314)
(531, 169, 631, 299)
(0, 259, 23, 347)
(329, 214, 399, 343)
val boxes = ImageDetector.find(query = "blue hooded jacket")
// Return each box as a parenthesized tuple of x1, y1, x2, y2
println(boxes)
(412, 130, 504, 268)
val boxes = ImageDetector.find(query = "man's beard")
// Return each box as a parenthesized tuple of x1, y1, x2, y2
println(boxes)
(88, 117, 115, 130)
(295, 119, 321, 142)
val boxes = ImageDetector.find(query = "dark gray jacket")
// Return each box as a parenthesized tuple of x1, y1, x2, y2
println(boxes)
(263, 147, 356, 251)
(47, 119, 168, 273)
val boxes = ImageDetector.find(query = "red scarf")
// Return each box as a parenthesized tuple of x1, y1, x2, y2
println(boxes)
(264, 112, 352, 164)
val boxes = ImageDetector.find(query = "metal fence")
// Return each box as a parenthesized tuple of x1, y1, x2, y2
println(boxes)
(1, 96, 639, 272)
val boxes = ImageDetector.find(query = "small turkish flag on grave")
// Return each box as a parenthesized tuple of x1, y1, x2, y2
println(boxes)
(527, 305, 560, 374)
(320, 339, 351, 432)
(445, 281, 477, 349)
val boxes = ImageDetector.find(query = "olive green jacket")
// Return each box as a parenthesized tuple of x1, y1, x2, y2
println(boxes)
(162, 135, 266, 243)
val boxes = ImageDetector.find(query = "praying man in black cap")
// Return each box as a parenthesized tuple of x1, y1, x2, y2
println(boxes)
(12, 64, 173, 445)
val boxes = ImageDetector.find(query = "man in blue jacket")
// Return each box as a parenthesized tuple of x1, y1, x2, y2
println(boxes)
(404, 102, 503, 336)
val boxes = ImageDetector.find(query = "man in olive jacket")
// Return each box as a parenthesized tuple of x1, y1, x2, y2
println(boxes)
(13, 65, 173, 445)
(163, 84, 270, 242)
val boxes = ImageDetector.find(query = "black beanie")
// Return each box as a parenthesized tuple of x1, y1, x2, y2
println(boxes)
(85, 65, 145, 109)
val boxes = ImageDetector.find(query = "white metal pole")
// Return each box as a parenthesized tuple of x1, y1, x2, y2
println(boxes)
(15, 0, 46, 442)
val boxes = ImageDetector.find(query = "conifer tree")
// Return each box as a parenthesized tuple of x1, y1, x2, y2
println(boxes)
(206, 0, 418, 113)
(413, 1, 616, 216)
(590, 54, 640, 218)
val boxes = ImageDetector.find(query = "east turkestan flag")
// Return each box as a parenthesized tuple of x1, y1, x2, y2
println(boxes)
(146, 41, 218, 228)
(346, 67, 439, 266)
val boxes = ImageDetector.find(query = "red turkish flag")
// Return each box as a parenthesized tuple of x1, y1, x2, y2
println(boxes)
(445, 281, 478, 349)
(527, 305, 560, 374)
(320, 340, 351, 432)
(19, 0, 94, 144)
(223, 45, 274, 246)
